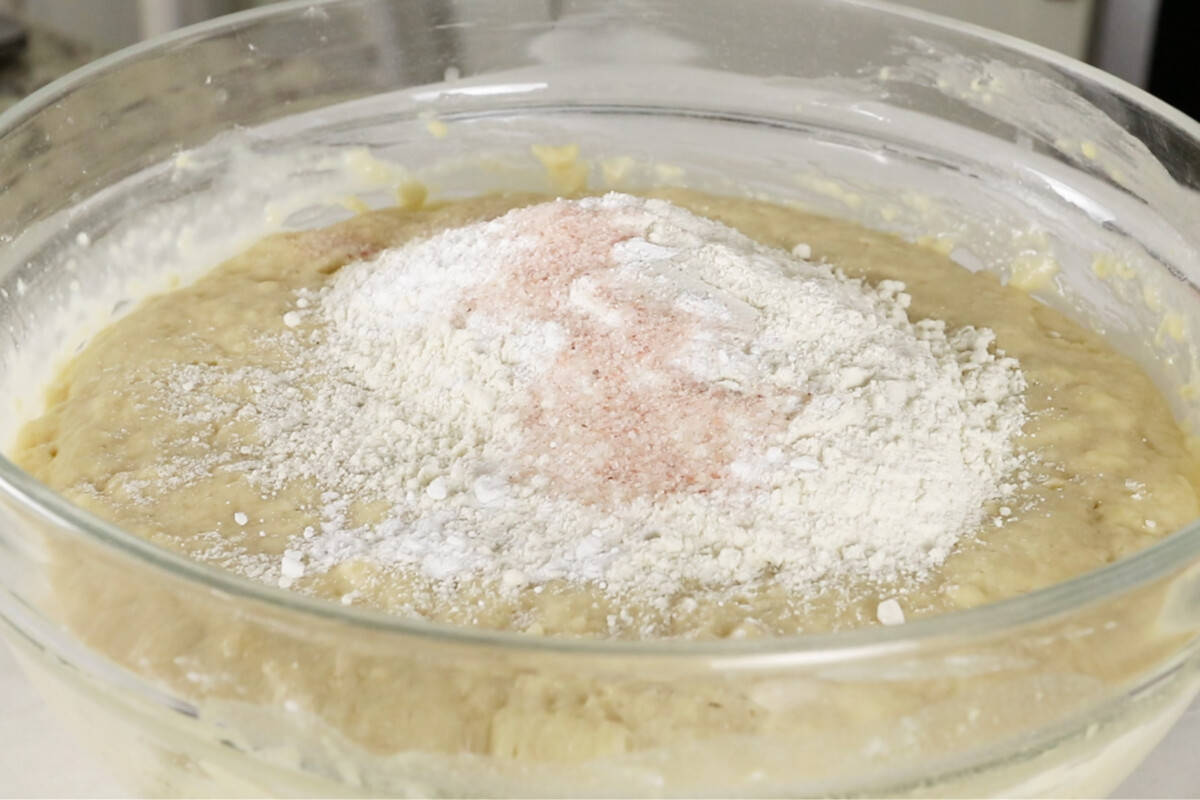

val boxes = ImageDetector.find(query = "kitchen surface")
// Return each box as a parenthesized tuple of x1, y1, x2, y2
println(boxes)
(1, 1, 1199, 796)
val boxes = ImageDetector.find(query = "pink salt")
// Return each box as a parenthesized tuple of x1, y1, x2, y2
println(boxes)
(460, 201, 782, 505)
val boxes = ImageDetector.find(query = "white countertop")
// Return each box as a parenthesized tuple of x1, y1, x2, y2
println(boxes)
(0, 639, 1196, 798)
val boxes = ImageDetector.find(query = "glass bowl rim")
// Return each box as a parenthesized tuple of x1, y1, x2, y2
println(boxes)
(2, 0, 1200, 663)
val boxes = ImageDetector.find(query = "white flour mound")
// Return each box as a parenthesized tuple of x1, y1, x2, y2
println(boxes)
(167, 193, 1028, 606)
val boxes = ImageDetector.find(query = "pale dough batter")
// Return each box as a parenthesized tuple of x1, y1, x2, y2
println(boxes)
(14, 190, 1198, 636)
(8, 191, 1200, 781)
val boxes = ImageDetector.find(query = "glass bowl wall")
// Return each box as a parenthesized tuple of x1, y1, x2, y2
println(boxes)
(2, 0, 1200, 795)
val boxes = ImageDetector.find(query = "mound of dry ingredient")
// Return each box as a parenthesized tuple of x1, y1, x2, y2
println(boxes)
(161, 194, 1027, 609)
(18, 189, 1198, 638)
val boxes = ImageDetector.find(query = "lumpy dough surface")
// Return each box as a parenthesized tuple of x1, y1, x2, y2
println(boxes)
(13, 190, 1200, 638)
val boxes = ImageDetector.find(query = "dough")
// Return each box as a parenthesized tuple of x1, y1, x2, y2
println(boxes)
(9, 191, 1199, 788)
(15, 190, 1197, 636)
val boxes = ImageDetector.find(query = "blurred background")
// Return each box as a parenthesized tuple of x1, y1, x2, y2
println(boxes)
(0, 0, 1192, 120)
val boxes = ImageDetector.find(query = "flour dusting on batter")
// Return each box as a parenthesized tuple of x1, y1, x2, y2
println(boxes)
(157, 194, 1028, 605)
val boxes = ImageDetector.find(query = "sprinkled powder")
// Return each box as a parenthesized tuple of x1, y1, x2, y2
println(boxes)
(157, 193, 1028, 609)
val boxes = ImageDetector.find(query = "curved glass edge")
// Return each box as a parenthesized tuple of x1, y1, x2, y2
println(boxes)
(5, 433, 1200, 663)
(0, 0, 341, 140)
(877, 0, 1200, 180)
(0, 0, 1199, 661)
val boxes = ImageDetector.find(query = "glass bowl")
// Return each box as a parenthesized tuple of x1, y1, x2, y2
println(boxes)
(3, 0, 1200, 795)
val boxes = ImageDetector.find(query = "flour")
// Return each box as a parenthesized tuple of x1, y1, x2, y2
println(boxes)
(161, 194, 1027, 610)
